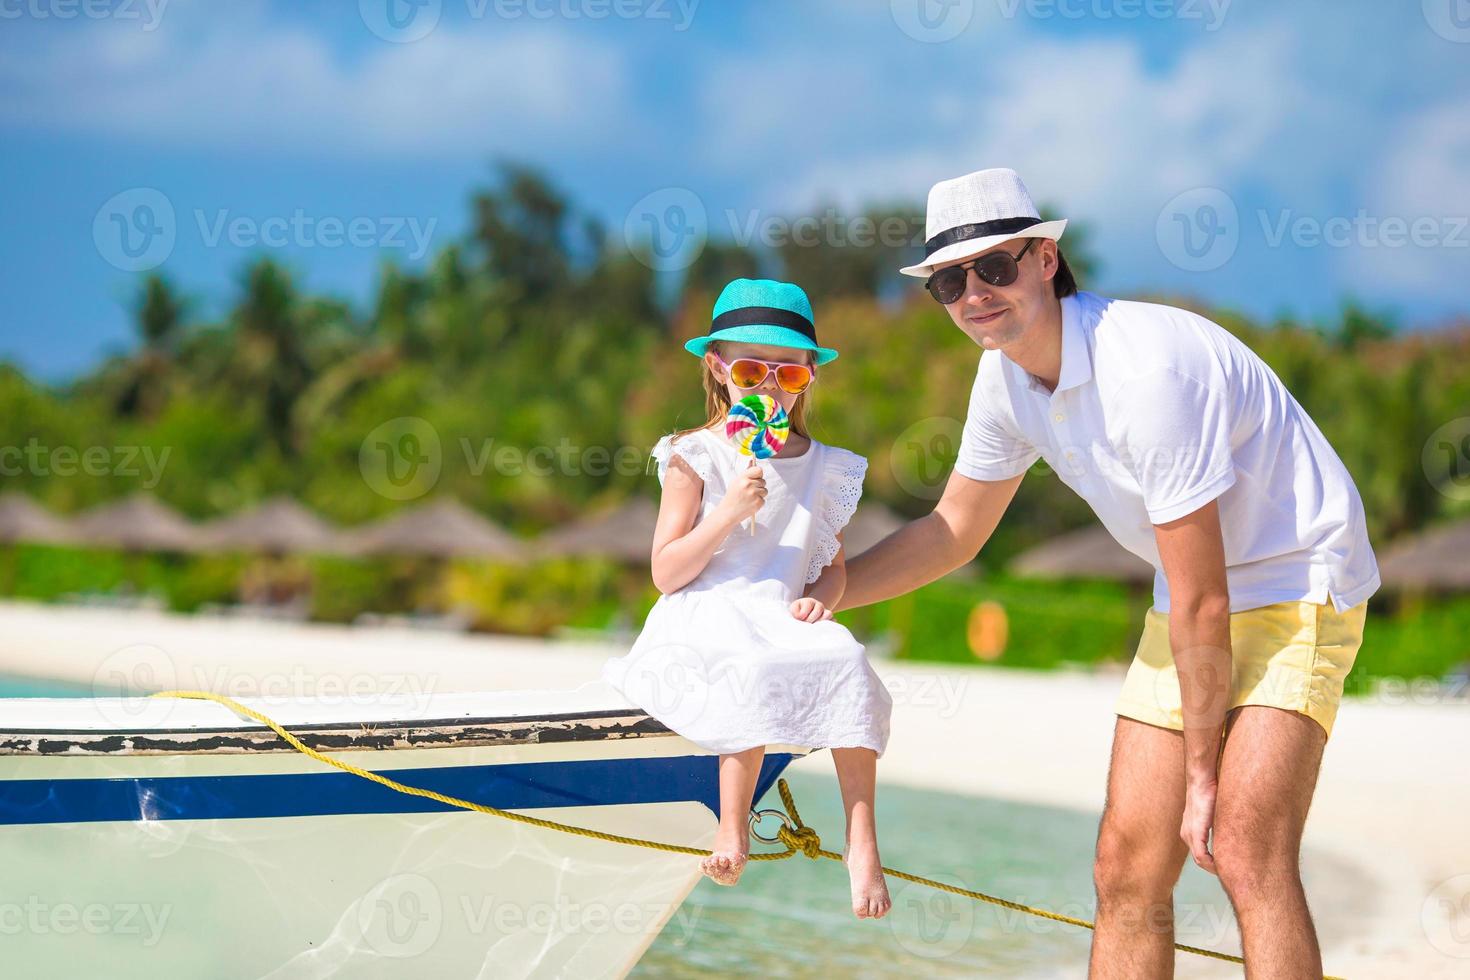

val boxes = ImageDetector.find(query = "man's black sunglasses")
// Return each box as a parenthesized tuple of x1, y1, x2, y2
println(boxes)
(924, 238, 1037, 304)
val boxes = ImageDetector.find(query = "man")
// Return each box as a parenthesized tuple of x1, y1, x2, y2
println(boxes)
(839, 168, 1379, 978)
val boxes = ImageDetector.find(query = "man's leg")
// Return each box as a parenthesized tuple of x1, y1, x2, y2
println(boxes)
(1090, 717, 1191, 980)
(1213, 705, 1327, 979)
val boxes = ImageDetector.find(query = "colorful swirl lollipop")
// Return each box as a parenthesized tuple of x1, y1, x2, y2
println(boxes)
(725, 394, 790, 459)
(725, 394, 789, 534)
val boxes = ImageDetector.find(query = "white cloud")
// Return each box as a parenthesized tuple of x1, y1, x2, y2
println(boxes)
(0, 9, 632, 157)
(729, 24, 1318, 232)
(1348, 98, 1470, 297)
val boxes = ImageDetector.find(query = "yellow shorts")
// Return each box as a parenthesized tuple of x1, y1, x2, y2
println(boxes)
(1115, 599, 1367, 738)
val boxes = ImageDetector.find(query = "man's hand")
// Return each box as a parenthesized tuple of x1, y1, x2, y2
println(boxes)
(1181, 779, 1219, 875)
(790, 597, 834, 623)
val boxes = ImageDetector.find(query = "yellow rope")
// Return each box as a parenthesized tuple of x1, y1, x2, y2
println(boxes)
(148, 689, 1343, 978)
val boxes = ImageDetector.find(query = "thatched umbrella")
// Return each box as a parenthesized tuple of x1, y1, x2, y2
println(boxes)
(71, 493, 204, 553)
(1377, 519, 1470, 592)
(536, 498, 659, 564)
(349, 498, 524, 561)
(0, 493, 74, 545)
(1009, 524, 1155, 584)
(200, 496, 346, 555)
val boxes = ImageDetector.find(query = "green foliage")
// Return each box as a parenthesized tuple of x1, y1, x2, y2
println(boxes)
(443, 557, 627, 635)
(2, 544, 241, 612)
(839, 573, 1470, 688)
(1349, 596, 1470, 687)
(4, 544, 131, 600)
(837, 574, 1147, 669)
(2, 543, 1467, 683)
(307, 556, 427, 624)
(4, 162, 1467, 682)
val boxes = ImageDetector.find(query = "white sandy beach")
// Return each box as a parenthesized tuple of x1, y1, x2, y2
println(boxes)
(0, 599, 1464, 979)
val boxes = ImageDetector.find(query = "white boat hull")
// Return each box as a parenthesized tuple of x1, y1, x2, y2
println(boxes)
(0, 689, 806, 978)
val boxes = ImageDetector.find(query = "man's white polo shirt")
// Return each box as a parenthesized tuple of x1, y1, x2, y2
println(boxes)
(955, 290, 1380, 614)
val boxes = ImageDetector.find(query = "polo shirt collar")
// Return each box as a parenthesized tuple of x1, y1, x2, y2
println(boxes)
(1054, 292, 1093, 394)
(1005, 292, 1093, 397)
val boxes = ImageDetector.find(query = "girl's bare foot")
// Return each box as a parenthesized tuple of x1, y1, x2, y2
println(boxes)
(700, 826, 749, 886)
(844, 841, 891, 918)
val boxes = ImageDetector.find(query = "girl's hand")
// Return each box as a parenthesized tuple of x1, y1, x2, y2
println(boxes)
(717, 458, 767, 525)
(790, 597, 834, 623)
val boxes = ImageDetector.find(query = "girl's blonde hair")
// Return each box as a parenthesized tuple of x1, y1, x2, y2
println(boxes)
(671, 341, 812, 442)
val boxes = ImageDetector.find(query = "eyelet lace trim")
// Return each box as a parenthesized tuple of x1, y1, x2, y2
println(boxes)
(805, 447, 868, 584)
(650, 432, 715, 486)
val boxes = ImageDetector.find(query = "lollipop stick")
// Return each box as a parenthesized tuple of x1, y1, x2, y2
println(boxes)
(748, 458, 758, 535)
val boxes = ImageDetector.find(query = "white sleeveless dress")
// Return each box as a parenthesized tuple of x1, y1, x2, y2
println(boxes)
(601, 426, 892, 757)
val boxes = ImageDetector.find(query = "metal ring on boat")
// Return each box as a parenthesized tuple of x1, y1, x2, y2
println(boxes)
(748, 808, 791, 844)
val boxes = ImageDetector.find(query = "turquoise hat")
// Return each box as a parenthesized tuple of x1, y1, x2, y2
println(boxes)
(683, 278, 839, 365)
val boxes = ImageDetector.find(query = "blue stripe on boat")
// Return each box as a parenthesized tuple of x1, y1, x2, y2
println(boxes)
(0, 753, 796, 826)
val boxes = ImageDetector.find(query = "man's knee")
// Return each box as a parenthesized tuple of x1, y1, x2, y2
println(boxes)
(1093, 817, 1185, 908)
(1212, 818, 1303, 903)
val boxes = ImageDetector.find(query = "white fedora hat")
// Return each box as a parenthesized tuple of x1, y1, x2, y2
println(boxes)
(900, 167, 1068, 278)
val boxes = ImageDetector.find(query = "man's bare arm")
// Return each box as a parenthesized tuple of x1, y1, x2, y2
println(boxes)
(1154, 498, 1232, 875)
(837, 469, 1024, 611)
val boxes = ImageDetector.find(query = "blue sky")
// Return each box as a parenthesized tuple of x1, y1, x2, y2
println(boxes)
(2, 0, 1467, 380)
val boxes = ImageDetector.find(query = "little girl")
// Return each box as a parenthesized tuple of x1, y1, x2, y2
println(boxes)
(601, 278, 893, 919)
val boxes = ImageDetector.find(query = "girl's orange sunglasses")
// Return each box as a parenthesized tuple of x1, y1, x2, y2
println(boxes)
(712, 353, 815, 394)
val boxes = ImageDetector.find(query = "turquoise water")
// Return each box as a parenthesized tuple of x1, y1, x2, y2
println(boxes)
(0, 680, 1362, 976)
(0, 674, 92, 698)
(634, 770, 1254, 979)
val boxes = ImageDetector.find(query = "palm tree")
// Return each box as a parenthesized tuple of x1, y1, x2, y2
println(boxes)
(472, 163, 580, 308)
(110, 274, 186, 419)
(230, 259, 315, 456)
